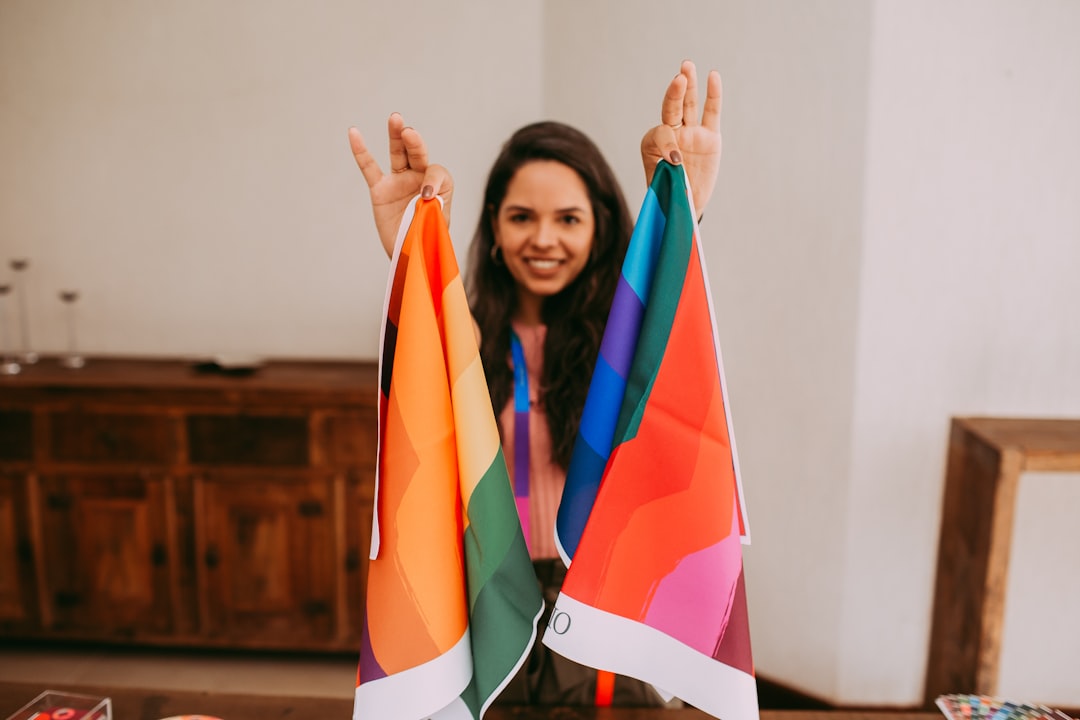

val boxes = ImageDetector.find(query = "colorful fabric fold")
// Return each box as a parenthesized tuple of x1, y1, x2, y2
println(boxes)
(355, 197, 543, 720)
(546, 161, 757, 720)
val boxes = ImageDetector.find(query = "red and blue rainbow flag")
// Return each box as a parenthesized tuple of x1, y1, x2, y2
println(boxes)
(547, 160, 757, 719)
(354, 197, 543, 720)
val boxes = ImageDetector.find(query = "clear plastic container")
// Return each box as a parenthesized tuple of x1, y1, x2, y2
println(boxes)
(4, 690, 111, 720)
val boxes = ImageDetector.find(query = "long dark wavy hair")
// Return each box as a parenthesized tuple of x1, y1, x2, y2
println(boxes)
(467, 121, 633, 469)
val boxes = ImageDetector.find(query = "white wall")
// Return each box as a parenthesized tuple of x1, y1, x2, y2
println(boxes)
(842, 0, 1080, 706)
(998, 471, 1080, 703)
(0, 0, 543, 359)
(2, 0, 1079, 710)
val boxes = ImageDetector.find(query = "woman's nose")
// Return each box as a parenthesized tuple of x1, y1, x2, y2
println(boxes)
(532, 221, 557, 248)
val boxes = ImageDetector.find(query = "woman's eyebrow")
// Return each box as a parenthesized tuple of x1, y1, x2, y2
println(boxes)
(501, 204, 588, 214)
(498, 202, 587, 213)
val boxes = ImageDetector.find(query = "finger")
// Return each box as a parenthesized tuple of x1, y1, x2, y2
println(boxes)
(701, 70, 723, 131)
(660, 73, 687, 128)
(421, 165, 453, 199)
(387, 112, 409, 173)
(681, 60, 700, 127)
(652, 125, 682, 165)
(421, 164, 454, 224)
(348, 127, 384, 189)
(401, 126, 429, 174)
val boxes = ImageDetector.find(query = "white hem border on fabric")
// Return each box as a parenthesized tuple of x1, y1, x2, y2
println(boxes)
(542, 592, 759, 720)
(354, 620, 471, 720)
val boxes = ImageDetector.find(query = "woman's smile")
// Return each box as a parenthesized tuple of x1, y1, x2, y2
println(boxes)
(523, 257, 564, 272)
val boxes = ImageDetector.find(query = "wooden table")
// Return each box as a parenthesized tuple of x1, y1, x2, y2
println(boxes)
(0, 681, 938, 720)
(924, 417, 1080, 702)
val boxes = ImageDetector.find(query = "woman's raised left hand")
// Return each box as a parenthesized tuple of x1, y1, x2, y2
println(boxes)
(640, 60, 722, 218)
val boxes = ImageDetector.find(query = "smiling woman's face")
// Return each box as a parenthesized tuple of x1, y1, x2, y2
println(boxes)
(493, 160, 595, 325)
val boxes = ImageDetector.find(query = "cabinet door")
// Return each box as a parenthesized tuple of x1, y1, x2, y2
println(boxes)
(315, 410, 377, 645)
(194, 471, 341, 648)
(37, 472, 177, 639)
(0, 472, 40, 633)
(343, 469, 374, 646)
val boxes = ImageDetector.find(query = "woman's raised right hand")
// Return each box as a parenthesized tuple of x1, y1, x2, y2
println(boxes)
(348, 113, 454, 257)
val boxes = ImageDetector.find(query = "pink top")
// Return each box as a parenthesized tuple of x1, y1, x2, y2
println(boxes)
(499, 321, 565, 560)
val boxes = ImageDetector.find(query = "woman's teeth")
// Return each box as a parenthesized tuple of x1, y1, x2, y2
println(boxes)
(527, 259, 560, 269)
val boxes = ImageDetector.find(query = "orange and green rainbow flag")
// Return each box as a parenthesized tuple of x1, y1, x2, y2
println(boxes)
(354, 196, 543, 720)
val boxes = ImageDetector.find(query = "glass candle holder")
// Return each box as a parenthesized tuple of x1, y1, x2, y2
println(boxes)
(10, 258, 38, 364)
(59, 289, 85, 369)
(0, 283, 20, 376)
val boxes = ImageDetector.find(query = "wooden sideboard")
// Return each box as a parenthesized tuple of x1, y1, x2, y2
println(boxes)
(0, 356, 379, 652)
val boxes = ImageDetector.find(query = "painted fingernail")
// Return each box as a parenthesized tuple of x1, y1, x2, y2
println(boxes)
(670, 150, 683, 164)
(421, 185, 434, 199)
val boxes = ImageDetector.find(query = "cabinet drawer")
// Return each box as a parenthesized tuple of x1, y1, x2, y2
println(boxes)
(0, 410, 33, 461)
(319, 412, 377, 468)
(49, 412, 175, 464)
(187, 415, 309, 466)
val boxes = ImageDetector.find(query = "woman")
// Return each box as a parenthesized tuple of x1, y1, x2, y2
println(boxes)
(349, 60, 723, 705)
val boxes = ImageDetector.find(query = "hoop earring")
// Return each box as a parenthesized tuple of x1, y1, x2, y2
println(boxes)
(490, 244, 504, 266)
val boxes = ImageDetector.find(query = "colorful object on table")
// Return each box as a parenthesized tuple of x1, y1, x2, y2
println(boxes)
(545, 160, 757, 720)
(936, 694, 1077, 720)
(354, 196, 543, 720)
(29, 709, 92, 720)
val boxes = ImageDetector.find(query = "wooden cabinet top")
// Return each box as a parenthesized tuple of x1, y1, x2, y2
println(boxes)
(0, 356, 379, 407)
